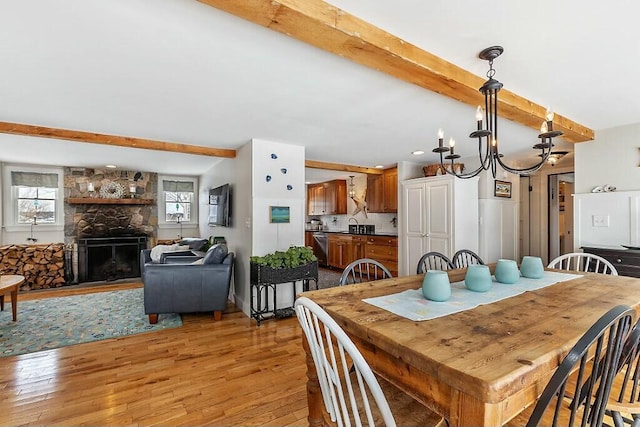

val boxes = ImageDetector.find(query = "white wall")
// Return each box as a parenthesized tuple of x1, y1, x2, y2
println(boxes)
(199, 154, 249, 308)
(575, 123, 640, 194)
(250, 139, 305, 314)
(477, 170, 519, 263)
(574, 122, 640, 250)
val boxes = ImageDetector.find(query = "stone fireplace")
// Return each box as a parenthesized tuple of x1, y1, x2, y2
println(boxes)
(64, 168, 158, 283)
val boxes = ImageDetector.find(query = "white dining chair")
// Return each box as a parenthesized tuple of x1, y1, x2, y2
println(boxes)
(294, 296, 444, 427)
(548, 252, 618, 275)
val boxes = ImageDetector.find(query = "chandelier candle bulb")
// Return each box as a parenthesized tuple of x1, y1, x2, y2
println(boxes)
(449, 137, 455, 155)
(475, 106, 483, 129)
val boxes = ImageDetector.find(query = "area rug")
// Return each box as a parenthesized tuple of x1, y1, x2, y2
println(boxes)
(0, 288, 182, 357)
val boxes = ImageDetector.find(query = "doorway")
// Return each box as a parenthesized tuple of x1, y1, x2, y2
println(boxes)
(548, 173, 574, 261)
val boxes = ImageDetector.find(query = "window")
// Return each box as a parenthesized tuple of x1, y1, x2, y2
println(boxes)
(163, 179, 195, 222)
(11, 171, 59, 225)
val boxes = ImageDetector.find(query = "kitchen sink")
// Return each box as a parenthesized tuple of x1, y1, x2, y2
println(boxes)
(348, 224, 375, 234)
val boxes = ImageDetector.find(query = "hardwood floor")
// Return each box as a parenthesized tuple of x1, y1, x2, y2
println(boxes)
(0, 283, 309, 426)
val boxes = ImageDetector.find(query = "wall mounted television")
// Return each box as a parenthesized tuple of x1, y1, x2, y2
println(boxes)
(208, 183, 231, 227)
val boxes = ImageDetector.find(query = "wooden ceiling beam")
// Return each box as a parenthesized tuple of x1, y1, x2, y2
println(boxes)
(0, 122, 236, 158)
(305, 160, 383, 174)
(198, 0, 594, 143)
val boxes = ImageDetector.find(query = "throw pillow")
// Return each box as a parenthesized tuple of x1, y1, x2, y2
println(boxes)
(179, 238, 208, 251)
(203, 243, 228, 264)
(150, 243, 191, 262)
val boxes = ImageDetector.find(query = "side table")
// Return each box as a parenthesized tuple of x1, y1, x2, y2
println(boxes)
(0, 275, 25, 321)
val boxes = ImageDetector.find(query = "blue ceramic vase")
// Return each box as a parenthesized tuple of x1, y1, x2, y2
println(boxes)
(465, 265, 492, 292)
(422, 270, 451, 302)
(494, 259, 520, 284)
(520, 256, 544, 279)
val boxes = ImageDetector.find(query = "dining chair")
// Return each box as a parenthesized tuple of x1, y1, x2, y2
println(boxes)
(508, 305, 635, 427)
(340, 258, 392, 285)
(294, 296, 444, 427)
(416, 252, 454, 274)
(548, 252, 618, 275)
(606, 320, 640, 427)
(451, 249, 485, 268)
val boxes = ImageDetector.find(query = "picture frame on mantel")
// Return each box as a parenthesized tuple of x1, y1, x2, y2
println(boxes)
(494, 180, 512, 198)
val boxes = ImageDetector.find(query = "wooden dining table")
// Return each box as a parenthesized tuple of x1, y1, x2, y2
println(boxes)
(300, 268, 640, 426)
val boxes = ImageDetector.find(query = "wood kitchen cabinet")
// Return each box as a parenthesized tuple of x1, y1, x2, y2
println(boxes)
(328, 234, 352, 270)
(364, 235, 398, 276)
(307, 180, 347, 215)
(367, 167, 397, 213)
(305, 231, 314, 248)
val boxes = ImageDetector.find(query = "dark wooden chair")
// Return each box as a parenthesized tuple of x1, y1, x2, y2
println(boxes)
(451, 249, 484, 268)
(416, 252, 454, 274)
(508, 305, 635, 427)
(606, 320, 640, 426)
(340, 258, 391, 285)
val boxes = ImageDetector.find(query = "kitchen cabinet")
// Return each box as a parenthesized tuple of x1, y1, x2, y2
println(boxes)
(307, 180, 347, 215)
(305, 231, 314, 248)
(364, 235, 398, 276)
(401, 175, 479, 275)
(367, 167, 397, 213)
(328, 234, 352, 270)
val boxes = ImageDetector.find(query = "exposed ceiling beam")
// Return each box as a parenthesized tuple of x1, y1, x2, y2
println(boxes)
(0, 122, 236, 158)
(305, 160, 384, 174)
(198, 0, 594, 143)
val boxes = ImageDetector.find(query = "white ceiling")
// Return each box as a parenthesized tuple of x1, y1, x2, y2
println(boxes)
(1, 0, 638, 177)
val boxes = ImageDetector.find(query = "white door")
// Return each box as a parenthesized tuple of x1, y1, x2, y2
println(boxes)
(403, 178, 452, 274)
(425, 180, 451, 256)
(404, 183, 427, 274)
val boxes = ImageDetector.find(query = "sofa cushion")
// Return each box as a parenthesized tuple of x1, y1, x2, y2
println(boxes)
(179, 238, 208, 251)
(203, 244, 228, 264)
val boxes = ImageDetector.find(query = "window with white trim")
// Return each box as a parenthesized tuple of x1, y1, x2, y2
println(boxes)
(164, 179, 194, 222)
(4, 167, 63, 228)
(157, 176, 198, 228)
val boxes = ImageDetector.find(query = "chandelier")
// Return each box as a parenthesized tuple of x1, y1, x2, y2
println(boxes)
(433, 46, 563, 179)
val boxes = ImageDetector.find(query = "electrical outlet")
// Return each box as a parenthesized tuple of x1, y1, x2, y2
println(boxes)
(592, 215, 610, 227)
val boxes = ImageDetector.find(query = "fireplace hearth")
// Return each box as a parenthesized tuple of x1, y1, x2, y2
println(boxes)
(78, 236, 147, 282)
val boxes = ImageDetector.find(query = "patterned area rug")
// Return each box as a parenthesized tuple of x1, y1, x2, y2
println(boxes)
(0, 288, 182, 357)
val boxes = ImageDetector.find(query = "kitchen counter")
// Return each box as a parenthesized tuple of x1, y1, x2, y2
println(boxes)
(306, 229, 398, 237)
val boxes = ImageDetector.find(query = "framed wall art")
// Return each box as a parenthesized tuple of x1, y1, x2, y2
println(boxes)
(494, 180, 512, 198)
(270, 206, 290, 223)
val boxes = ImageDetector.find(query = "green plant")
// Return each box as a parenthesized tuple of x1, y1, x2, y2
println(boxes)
(250, 246, 317, 269)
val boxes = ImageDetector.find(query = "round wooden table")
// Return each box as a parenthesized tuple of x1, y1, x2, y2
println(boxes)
(0, 275, 25, 321)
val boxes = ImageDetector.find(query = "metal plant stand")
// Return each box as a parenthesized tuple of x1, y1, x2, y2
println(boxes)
(250, 261, 318, 326)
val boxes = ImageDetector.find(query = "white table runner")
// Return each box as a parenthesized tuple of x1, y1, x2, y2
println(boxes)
(363, 271, 583, 321)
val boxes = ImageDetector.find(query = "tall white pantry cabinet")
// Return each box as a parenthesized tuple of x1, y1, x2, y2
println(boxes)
(400, 175, 479, 275)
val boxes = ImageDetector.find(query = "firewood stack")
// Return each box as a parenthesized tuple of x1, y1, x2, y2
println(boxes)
(0, 243, 66, 291)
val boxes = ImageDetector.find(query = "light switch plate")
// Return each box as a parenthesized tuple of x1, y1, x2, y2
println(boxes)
(592, 215, 610, 227)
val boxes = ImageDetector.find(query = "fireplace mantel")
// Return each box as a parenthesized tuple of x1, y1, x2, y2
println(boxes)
(65, 198, 154, 205)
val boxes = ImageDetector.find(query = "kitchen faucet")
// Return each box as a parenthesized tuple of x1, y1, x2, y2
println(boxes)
(348, 217, 359, 226)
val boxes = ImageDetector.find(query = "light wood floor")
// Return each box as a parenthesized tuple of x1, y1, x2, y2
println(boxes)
(0, 283, 309, 426)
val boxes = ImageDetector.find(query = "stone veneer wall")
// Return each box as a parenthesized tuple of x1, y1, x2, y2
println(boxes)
(63, 168, 158, 246)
